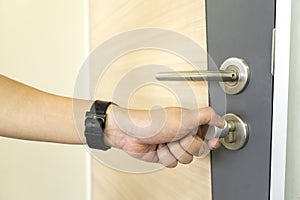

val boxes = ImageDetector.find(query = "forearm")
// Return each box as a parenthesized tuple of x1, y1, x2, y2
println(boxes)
(0, 75, 92, 144)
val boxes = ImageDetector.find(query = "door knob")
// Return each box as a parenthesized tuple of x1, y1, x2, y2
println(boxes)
(205, 113, 249, 150)
(155, 57, 250, 94)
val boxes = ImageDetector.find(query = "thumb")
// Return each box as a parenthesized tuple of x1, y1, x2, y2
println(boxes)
(197, 107, 225, 128)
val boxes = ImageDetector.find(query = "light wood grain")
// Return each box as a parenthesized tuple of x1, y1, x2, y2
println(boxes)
(90, 1, 210, 199)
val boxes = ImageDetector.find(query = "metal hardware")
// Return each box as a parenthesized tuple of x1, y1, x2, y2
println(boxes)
(156, 70, 238, 82)
(205, 120, 232, 140)
(204, 113, 249, 151)
(85, 112, 106, 121)
(219, 58, 250, 94)
(220, 113, 249, 151)
(271, 28, 276, 76)
(224, 132, 235, 143)
(155, 57, 250, 95)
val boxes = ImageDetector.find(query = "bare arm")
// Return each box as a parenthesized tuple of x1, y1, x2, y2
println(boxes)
(0, 74, 91, 144)
(0, 74, 224, 167)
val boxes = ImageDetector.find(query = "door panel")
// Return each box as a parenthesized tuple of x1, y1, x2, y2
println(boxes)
(206, 0, 275, 199)
(90, 1, 210, 199)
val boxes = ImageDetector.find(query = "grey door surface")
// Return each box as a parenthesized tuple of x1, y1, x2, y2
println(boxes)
(206, 0, 275, 200)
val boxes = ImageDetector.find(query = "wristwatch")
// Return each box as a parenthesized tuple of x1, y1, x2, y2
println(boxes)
(84, 100, 112, 150)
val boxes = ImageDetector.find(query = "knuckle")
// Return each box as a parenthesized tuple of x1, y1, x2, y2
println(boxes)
(205, 107, 216, 116)
(157, 145, 178, 167)
(201, 107, 216, 124)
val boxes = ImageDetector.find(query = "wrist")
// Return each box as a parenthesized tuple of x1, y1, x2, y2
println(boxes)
(103, 103, 114, 147)
(103, 104, 125, 150)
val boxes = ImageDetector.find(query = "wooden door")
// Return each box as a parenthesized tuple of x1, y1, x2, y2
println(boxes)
(90, 1, 210, 199)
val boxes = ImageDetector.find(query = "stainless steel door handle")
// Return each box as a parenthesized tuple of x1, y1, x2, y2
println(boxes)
(155, 57, 250, 94)
(156, 70, 238, 82)
(205, 113, 249, 151)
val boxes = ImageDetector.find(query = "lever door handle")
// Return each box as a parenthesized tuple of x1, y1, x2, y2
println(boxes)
(155, 57, 250, 94)
(156, 70, 238, 82)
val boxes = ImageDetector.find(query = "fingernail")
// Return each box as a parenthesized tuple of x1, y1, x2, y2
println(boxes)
(198, 141, 210, 158)
(218, 115, 225, 127)
(208, 138, 220, 149)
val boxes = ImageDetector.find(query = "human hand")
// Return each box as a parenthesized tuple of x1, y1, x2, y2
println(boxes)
(104, 105, 225, 168)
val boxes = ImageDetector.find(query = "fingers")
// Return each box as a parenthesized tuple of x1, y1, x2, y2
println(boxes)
(179, 134, 210, 157)
(179, 134, 203, 156)
(196, 126, 221, 149)
(157, 144, 178, 168)
(153, 107, 224, 168)
(167, 141, 193, 164)
(157, 135, 220, 168)
(157, 141, 194, 167)
(207, 138, 221, 150)
(196, 107, 225, 128)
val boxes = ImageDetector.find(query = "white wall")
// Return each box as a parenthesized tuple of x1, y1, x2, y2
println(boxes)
(0, 1, 90, 200)
(285, 0, 300, 199)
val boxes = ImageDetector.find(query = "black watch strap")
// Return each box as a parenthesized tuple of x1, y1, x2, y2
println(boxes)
(84, 100, 112, 150)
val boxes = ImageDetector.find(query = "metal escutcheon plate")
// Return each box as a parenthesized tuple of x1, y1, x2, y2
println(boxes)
(219, 57, 250, 95)
(221, 113, 249, 150)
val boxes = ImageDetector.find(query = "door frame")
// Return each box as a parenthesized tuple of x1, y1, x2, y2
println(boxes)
(271, 0, 292, 199)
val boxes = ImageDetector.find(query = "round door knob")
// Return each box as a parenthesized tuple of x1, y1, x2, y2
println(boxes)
(205, 113, 249, 151)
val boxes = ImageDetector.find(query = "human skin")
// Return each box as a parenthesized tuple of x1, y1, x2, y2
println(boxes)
(0, 74, 224, 168)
